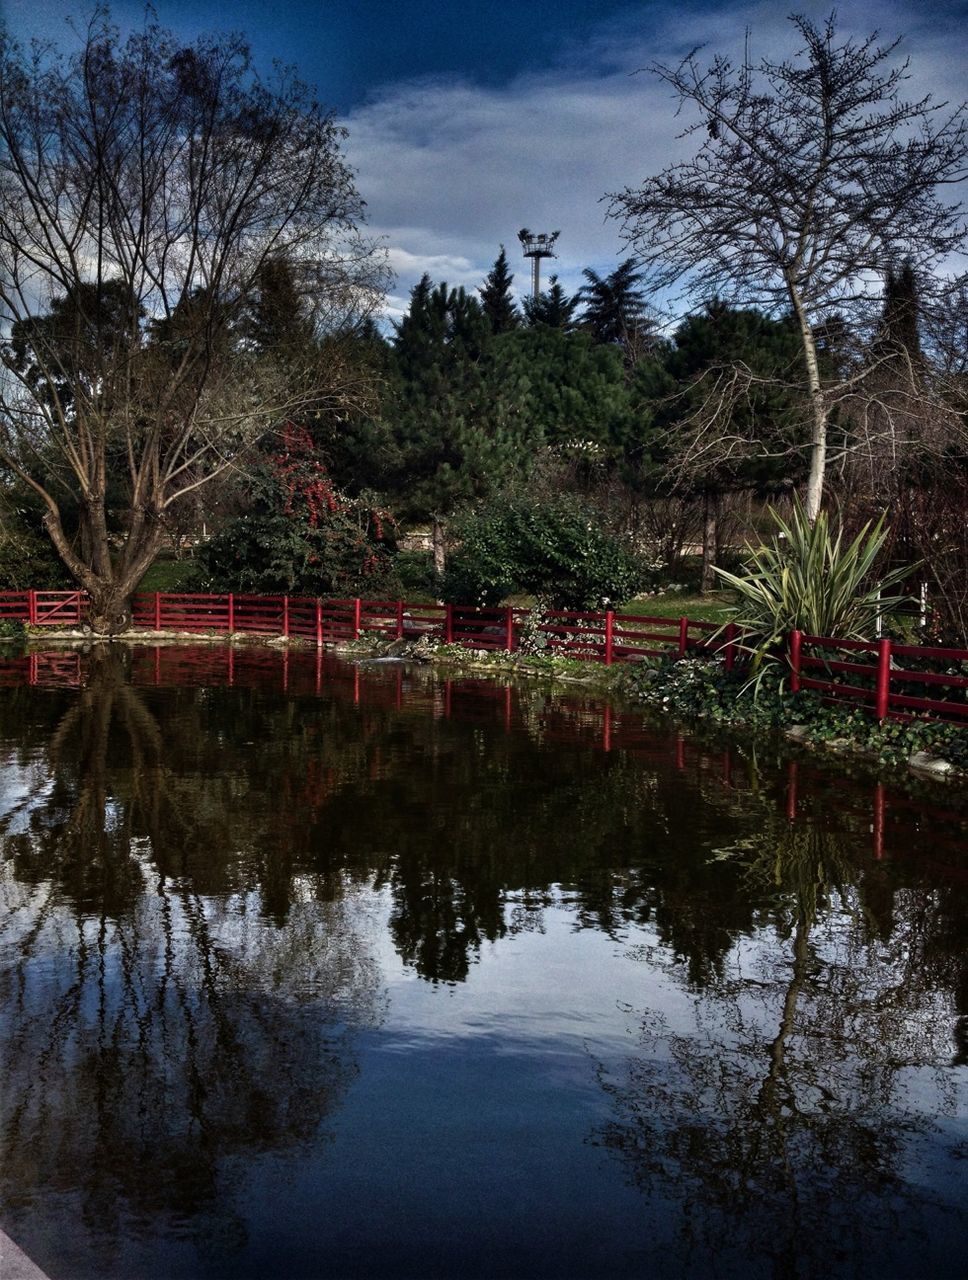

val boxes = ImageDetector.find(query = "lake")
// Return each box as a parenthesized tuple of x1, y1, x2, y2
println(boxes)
(1, 644, 966, 1279)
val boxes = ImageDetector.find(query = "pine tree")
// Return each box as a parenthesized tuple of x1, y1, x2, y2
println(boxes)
(479, 247, 520, 334)
(383, 277, 538, 574)
(574, 259, 655, 359)
(620, 303, 803, 590)
(490, 327, 628, 449)
(523, 275, 578, 330)
(246, 256, 315, 356)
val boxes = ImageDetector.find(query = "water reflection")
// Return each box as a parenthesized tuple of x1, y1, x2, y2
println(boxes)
(0, 651, 384, 1268)
(598, 811, 968, 1277)
(0, 645, 966, 1277)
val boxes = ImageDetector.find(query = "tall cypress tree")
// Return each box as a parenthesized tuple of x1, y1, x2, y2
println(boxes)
(875, 260, 923, 366)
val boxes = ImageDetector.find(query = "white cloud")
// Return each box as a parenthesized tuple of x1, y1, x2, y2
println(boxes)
(344, 0, 968, 320)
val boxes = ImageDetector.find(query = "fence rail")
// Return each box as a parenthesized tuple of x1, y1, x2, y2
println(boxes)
(790, 631, 968, 726)
(3, 590, 966, 724)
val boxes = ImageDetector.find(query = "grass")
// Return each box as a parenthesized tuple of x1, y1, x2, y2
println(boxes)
(617, 593, 735, 624)
(137, 558, 200, 592)
(132, 559, 736, 626)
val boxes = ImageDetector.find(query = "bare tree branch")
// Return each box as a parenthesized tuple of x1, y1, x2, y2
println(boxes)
(0, 13, 389, 631)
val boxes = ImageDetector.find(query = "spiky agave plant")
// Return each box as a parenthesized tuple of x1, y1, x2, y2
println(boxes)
(713, 498, 915, 693)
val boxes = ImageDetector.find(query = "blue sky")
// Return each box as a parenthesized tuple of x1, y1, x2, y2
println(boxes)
(3, 0, 966, 320)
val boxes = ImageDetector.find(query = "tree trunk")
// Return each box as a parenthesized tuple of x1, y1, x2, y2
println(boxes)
(38, 497, 164, 636)
(700, 489, 718, 595)
(432, 516, 446, 578)
(87, 585, 134, 637)
(786, 279, 827, 523)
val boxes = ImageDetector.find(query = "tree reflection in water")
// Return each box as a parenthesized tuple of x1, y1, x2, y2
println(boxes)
(596, 808, 968, 1277)
(1, 645, 966, 1276)
(0, 650, 384, 1264)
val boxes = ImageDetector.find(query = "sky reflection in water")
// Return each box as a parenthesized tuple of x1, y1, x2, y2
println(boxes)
(0, 644, 966, 1279)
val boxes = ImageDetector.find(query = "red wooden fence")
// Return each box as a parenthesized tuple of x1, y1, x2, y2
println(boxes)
(789, 631, 968, 726)
(122, 595, 729, 663)
(0, 590, 85, 626)
(3, 590, 966, 724)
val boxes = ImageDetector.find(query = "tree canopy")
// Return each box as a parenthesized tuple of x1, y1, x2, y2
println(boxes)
(0, 14, 386, 630)
(609, 12, 968, 520)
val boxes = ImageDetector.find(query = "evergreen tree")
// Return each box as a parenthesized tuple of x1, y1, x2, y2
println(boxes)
(874, 260, 923, 367)
(382, 277, 538, 573)
(575, 258, 656, 359)
(245, 256, 315, 356)
(490, 327, 629, 450)
(619, 302, 803, 590)
(839, 259, 959, 509)
(479, 247, 520, 334)
(523, 275, 578, 330)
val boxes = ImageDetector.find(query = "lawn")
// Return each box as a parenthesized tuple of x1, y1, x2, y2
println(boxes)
(137, 558, 200, 593)
(133, 558, 736, 626)
(617, 592, 735, 624)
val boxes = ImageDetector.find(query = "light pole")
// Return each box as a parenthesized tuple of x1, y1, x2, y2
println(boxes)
(517, 228, 560, 299)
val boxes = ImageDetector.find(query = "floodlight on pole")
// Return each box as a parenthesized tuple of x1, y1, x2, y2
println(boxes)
(518, 228, 560, 299)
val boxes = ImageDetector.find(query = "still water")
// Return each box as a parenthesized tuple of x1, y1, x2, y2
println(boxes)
(0, 644, 966, 1280)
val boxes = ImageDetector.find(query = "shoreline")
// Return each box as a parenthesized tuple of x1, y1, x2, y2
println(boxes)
(14, 626, 966, 785)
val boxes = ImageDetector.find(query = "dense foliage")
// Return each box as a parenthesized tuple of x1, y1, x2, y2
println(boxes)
(621, 657, 968, 771)
(442, 494, 643, 609)
(0, 501, 70, 589)
(197, 427, 396, 597)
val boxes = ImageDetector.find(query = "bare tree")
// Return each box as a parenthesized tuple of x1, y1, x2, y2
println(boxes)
(0, 13, 387, 631)
(610, 12, 968, 521)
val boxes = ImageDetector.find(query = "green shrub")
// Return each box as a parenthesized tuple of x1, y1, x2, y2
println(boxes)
(0, 505, 70, 589)
(620, 655, 968, 769)
(395, 551, 437, 598)
(443, 495, 644, 609)
(196, 429, 399, 599)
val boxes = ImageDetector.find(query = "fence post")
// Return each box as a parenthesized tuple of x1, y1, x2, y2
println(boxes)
(396, 600, 405, 641)
(353, 597, 361, 641)
(677, 616, 688, 659)
(154, 591, 161, 631)
(604, 610, 615, 666)
(789, 630, 802, 694)
(27, 589, 37, 627)
(875, 636, 892, 722)
(505, 605, 515, 653)
(227, 592, 235, 634)
(315, 599, 323, 648)
(282, 596, 290, 640)
(724, 622, 736, 672)
(445, 603, 454, 645)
